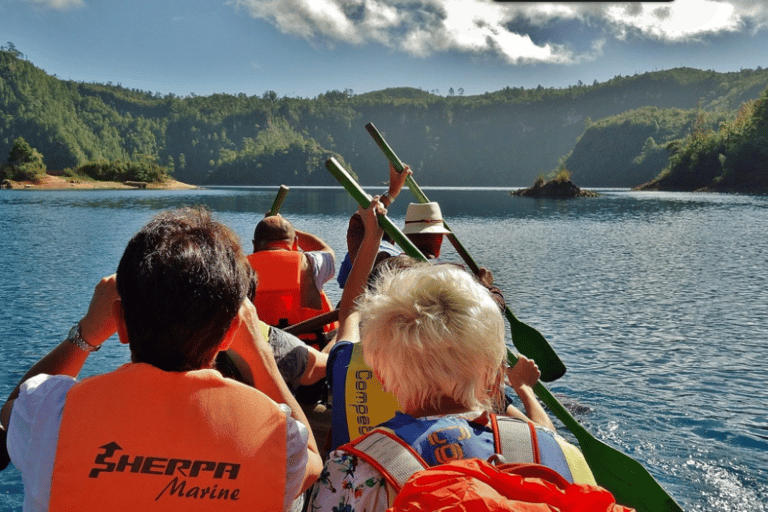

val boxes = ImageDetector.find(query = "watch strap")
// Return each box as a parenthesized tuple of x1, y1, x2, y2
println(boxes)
(67, 324, 101, 352)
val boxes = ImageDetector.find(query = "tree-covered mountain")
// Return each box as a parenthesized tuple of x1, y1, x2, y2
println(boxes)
(554, 106, 734, 187)
(2, 45, 767, 188)
(637, 86, 768, 192)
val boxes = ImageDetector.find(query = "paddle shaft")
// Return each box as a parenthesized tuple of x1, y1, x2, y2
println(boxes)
(268, 185, 290, 216)
(365, 122, 566, 382)
(326, 158, 428, 260)
(283, 309, 339, 336)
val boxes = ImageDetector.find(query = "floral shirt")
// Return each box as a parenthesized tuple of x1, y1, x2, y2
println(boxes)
(306, 450, 389, 512)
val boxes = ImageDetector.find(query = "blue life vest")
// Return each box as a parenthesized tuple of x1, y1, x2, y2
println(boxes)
(379, 412, 498, 467)
(329, 343, 596, 485)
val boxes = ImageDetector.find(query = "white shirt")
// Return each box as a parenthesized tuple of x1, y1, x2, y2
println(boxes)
(305, 250, 335, 291)
(8, 373, 310, 512)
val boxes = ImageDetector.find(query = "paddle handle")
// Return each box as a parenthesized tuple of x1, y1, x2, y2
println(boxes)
(268, 185, 290, 216)
(365, 123, 428, 203)
(366, 123, 479, 265)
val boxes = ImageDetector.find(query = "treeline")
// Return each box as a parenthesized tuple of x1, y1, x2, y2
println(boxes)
(1, 135, 171, 184)
(2, 45, 768, 189)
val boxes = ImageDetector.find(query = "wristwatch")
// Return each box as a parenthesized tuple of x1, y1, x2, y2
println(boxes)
(66, 323, 101, 352)
(382, 191, 395, 205)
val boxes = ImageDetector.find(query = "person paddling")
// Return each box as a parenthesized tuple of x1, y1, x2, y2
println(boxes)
(1, 207, 322, 511)
(340, 162, 505, 309)
(307, 198, 593, 512)
(247, 214, 338, 348)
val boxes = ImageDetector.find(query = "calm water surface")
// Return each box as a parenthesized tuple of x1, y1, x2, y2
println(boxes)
(0, 187, 766, 511)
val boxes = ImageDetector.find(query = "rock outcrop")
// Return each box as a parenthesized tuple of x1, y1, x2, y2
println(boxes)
(511, 177, 598, 198)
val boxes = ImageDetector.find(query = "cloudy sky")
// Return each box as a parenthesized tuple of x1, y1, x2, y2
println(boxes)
(1, 0, 767, 98)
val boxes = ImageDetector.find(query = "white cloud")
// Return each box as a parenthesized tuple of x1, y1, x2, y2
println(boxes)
(227, 0, 768, 64)
(603, 0, 741, 41)
(25, 0, 84, 11)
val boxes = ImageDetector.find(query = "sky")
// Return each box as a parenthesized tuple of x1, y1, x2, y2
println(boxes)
(1, 0, 768, 99)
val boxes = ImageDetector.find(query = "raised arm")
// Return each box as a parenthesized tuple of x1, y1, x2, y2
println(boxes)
(295, 228, 335, 260)
(346, 163, 411, 263)
(1, 274, 119, 429)
(335, 197, 387, 344)
(227, 299, 322, 492)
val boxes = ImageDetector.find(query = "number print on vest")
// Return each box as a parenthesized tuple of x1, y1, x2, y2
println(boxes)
(427, 425, 471, 464)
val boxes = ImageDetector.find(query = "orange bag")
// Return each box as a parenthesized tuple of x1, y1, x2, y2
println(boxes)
(387, 458, 635, 512)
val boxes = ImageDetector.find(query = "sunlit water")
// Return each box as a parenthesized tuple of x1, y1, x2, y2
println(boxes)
(0, 186, 766, 511)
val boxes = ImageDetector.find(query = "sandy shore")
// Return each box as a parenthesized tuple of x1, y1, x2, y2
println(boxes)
(3, 174, 198, 190)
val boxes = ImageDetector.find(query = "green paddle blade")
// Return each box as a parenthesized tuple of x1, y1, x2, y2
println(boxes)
(506, 310, 565, 382)
(583, 435, 684, 512)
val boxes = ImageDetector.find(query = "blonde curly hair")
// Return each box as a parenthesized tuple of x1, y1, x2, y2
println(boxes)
(359, 264, 506, 415)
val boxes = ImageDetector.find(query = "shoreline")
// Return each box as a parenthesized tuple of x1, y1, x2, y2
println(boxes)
(2, 174, 198, 190)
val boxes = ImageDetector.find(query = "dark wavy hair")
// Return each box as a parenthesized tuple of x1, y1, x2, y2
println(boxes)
(116, 207, 252, 371)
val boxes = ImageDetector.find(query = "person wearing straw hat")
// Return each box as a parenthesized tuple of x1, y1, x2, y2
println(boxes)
(399, 201, 504, 311)
(339, 165, 449, 286)
(400, 201, 452, 260)
(340, 163, 503, 309)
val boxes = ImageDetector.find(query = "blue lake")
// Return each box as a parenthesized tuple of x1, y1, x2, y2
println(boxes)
(0, 186, 766, 511)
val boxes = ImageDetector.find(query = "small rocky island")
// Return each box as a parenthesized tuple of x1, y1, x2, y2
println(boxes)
(511, 174, 598, 198)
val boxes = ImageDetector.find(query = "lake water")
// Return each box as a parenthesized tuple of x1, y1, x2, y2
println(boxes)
(0, 186, 766, 511)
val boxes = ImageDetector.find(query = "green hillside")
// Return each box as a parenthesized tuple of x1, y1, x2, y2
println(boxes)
(2, 45, 767, 189)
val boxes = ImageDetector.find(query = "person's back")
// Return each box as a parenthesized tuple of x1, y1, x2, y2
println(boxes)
(2, 207, 322, 511)
(308, 262, 592, 512)
(248, 214, 337, 343)
(49, 363, 290, 510)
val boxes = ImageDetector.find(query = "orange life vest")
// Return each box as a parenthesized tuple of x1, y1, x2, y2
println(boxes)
(247, 251, 338, 340)
(49, 363, 288, 511)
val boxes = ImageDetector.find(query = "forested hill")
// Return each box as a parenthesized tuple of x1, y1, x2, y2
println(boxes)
(2, 47, 768, 187)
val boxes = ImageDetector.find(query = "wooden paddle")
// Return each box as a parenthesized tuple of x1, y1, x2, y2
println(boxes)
(268, 184, 290, 216)
(364, 122, 566, 382)
(507, 354, 684, 512)
(326, 156, 683, 512)
(283, 309, 339, 336)
(221, 184, 293, 380)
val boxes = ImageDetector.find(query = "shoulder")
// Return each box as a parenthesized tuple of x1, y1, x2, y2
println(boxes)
(7, 374, 77, 498)
(18, 373, 77, 409)
(304, 251, 335, 283)
(11, 374, 76, 429)
(304, 250, 334, 267)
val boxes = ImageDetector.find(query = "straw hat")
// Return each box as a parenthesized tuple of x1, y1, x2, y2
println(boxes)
(402, 202, 452, 235)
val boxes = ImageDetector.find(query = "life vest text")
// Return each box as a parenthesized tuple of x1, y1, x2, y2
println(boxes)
(89, 442, 240, 480)
(353, 370, 372, 435)
(88, 441, 243, 502)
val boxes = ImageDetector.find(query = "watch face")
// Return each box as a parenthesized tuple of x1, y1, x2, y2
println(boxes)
(68, 324, 80, 340)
